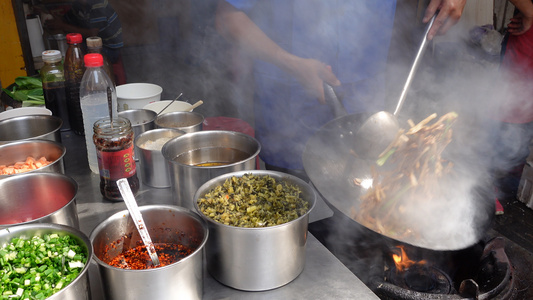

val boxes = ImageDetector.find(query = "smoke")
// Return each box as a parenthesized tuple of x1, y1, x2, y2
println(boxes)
(114, 0, 525, 254)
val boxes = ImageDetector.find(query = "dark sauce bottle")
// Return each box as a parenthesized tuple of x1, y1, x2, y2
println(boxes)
(64, 33, 85, 135)
(94, 116, 139, 201)
(41, 50, 70, 131)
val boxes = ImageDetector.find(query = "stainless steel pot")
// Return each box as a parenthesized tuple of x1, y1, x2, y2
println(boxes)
(134, 128, 185, 188)
(162, 130, 260, 209)
(117, 108, 156, 139)
(193, 170, 316, 291)
(89, 205, 208, 300)
(0, 115, 62, 145)
(0, 223, 92, 300)
(155, 111, 204, 133)
(0, 139, 66, 179)
(0, 172, 79, 228)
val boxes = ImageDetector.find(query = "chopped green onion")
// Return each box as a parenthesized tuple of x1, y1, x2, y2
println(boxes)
(0, 234, 87, 299)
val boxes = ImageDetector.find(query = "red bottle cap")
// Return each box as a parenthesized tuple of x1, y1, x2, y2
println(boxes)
(84, 53, 104, 67)
(66, 33, 83, 44)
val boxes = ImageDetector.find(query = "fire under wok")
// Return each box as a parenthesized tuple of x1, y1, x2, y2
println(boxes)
(302, 111, 495, 251)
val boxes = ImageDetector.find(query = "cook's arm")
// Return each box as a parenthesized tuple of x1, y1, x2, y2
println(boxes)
(423, 0, 467, 40)
(215, 0, 340, 103)
(45, 13, 99, 38)
(507, 0, 533, 35)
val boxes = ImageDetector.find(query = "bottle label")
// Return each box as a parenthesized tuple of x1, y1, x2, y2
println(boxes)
(97, 145, 136, 180)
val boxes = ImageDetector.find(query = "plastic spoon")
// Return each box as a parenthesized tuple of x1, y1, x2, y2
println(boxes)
(187, 100, 204, 111)
(117, 178, 160, 267)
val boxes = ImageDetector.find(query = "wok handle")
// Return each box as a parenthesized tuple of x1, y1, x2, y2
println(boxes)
(324, 82, 348, 118)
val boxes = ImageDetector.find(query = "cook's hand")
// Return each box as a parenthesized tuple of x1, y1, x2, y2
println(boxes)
(507, 12, 533, 35)
(289, 58, 340, 104)
(424, 0, 467, 40)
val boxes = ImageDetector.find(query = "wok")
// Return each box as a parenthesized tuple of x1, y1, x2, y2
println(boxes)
(304, 99, 495, 252)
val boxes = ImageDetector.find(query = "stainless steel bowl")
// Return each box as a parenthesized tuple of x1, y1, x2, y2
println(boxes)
(193, 170, 316, 291)
(117, 108, 156, 139)
(90, 205, 208, 300)
(155, 111, 204, 133)
(0, 139, 66, 179)
(0, 173, 78, 228)
(0, 115, 62, 145)
(162, 130, 260, 209)
(0, 223, 92, 300)
(135, 128, 185, 188)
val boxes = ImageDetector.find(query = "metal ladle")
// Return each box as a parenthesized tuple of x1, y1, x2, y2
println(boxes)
(325, 14, 436, 159)
(117, 178, 160, 267)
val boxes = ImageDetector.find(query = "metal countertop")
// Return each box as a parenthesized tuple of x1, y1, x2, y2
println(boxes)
(60, 130, 378, 299)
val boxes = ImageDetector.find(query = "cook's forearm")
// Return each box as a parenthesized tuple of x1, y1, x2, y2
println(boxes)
(215, 0, 300, 75)
(509, 0, 533, 17)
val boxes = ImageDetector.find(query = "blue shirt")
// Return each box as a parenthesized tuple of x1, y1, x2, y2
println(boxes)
(64, 0, 123, 49)
(227, 0, 397, 169)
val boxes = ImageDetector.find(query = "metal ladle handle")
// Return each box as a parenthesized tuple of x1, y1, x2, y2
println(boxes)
(117, 178, 160, 267)
(393, 14, 436, 116)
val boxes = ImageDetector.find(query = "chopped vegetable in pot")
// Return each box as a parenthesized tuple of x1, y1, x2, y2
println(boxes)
(198, 173, 309, 227)
(0, 233, 87, 299)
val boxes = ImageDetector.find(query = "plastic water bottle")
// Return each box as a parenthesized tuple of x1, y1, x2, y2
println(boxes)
(80, 53, 117, 174)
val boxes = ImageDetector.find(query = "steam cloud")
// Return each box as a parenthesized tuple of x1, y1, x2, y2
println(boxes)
(117, 0, 521, 261)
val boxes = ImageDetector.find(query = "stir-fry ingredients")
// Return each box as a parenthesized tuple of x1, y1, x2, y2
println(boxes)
(0, 233, 87, 299)
(0, 156, 52, 175)
(1, 77, 45, 106)
(107, 243, 193, 270)
(353, 112, 458, 238)
(198, 173, 309, 227)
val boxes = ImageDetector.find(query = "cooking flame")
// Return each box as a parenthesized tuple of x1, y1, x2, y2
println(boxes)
(392, 245, 426, 272)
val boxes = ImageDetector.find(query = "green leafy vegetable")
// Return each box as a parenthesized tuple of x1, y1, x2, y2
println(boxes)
(198, 173, 309, 228)
(2, 76, 45, 106)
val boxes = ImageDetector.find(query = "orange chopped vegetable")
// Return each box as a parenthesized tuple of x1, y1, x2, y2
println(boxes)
(0, 156, 52, 175)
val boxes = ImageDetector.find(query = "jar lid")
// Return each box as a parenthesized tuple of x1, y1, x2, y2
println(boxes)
(66, 33, 82, 44)
(86, 36, 103, 48)
(84, 53, 104, 67)
(42, 50, 62, 62)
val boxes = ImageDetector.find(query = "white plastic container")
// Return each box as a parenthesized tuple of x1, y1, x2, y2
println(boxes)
(143, 100, 192, 114)
(79, 53, 117, 174)
(116, 83, 162, 111)
(0, 107, 52, 121)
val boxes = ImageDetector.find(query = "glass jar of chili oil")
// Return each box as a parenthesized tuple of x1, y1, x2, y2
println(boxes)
(93, 117, 139, 200)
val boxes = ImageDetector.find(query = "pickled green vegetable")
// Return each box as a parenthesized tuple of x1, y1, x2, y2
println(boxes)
(0, 233, 87, 300)
(198, 173, 309, 228)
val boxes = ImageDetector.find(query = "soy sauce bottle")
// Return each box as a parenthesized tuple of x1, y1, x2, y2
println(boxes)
(41, 50, 70, 131)
(94, 116, 139, 201)
(64, 33, 85, 135)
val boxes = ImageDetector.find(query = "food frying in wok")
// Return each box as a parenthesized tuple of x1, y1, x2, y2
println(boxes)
(352, 112, 458, 239)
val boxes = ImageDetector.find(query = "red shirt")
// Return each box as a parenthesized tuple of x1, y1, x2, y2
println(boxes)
(499, 27, 533, 123)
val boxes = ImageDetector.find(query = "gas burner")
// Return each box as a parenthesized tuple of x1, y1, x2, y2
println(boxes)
(387, 265, 453, 294)
(371, 237, 516, 300)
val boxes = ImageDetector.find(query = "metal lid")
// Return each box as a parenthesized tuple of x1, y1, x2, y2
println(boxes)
(41, 50, 62, 63)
